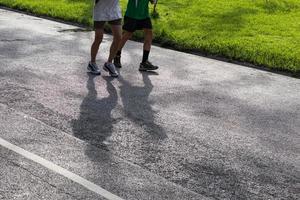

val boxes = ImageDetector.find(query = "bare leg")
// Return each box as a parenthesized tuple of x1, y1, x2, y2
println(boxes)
(118, 31, 134, 52)
(107, 25, 122, 63)
(91, 28, 104, 63)
(143, 29, 153, 51)
(141, 29, 154, 63)
(139, 29, 158, 70)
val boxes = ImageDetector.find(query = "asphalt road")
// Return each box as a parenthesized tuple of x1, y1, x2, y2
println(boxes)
(0, 8, 299, 200)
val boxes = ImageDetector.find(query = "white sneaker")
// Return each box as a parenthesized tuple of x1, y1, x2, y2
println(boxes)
(103, 62, 118, 77)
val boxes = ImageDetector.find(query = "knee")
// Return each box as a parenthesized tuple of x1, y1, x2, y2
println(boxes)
(113, 33, 122, 43)
(94, 31, 103, 44)
(145, 31, 153, 42)
(124, 32, 133, 40)
(94, 35, 103, 44)
(145, 37, 152, 45)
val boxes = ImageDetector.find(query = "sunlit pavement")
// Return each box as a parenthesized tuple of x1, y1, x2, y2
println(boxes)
(0, 8, 299, 200)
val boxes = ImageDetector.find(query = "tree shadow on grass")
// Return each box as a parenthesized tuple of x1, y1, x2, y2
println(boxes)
(201, 7, 258, 40)
(257, 0, 299, 14)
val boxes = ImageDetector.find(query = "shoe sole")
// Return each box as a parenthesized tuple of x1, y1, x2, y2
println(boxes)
(88, 71, 101, 75)
(139, 67, 158, 71)
(103, 66, 118, 77)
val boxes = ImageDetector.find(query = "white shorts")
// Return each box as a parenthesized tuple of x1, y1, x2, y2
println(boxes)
(93, 0, 122, 22)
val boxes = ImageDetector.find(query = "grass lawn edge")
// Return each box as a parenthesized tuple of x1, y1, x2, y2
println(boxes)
(0, 4, 299, 78)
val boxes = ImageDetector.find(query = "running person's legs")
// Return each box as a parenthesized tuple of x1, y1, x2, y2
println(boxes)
(103, 21, 122, 77)
(139, 28, 158, 71)
(108, 24, 122, 63)
(88, 20, 121, 77)
(88, 0, 122, 76)
(119, 31, 134, 52)
(114, 31, 133, 68)
(88, 26, 104, 75)
(142, 28, 152, 62)
(114, 17, 158, 70)
(91, 27, 104, 63)
(114, 16, 135, 68)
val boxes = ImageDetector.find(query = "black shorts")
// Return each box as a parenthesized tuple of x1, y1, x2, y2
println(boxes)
(94, 19, 122, 29)
(122, 16, 152, 32)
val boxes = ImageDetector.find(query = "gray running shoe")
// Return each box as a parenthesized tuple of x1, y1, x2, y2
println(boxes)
(87, 62, 101, 75)
(139, 61, 159, 71)
(103, 62, 118, 77)
(114, 55, 122, 68)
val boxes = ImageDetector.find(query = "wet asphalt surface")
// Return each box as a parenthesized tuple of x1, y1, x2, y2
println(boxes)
(0, 8, 299, 200)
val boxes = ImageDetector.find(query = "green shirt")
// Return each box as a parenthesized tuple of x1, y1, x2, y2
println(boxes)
(125, 0, 150, 20)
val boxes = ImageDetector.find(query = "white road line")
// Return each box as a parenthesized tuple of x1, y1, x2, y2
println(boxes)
(0, 137, 124, 200)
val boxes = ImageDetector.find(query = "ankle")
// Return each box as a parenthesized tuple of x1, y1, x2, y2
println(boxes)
(117, 50, 122, 56)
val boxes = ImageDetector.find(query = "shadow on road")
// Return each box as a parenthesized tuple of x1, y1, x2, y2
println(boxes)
(71, 73, 118, 149)
(118, 71, 167, 140)
(71, 68, 167, 150)
(117, 70, 168, 169)
(71, 69, 168, 186)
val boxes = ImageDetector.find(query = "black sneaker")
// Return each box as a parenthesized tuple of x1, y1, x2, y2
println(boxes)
(139, 61, 159, 71)
(114, 55, 122, 68)
(87, 62, 101, 75)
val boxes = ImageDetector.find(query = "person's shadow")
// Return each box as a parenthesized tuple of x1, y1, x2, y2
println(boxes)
(71, 74, 118, 149)
(118, 71, 167, 166)
(118, 71, 167, 140)
(72, 71, 167, 166)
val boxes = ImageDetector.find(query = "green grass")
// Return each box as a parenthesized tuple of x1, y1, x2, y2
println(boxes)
(0, 0, 299, 74)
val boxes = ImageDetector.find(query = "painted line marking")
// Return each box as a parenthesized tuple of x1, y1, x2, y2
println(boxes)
(0, 137, 124, 200)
